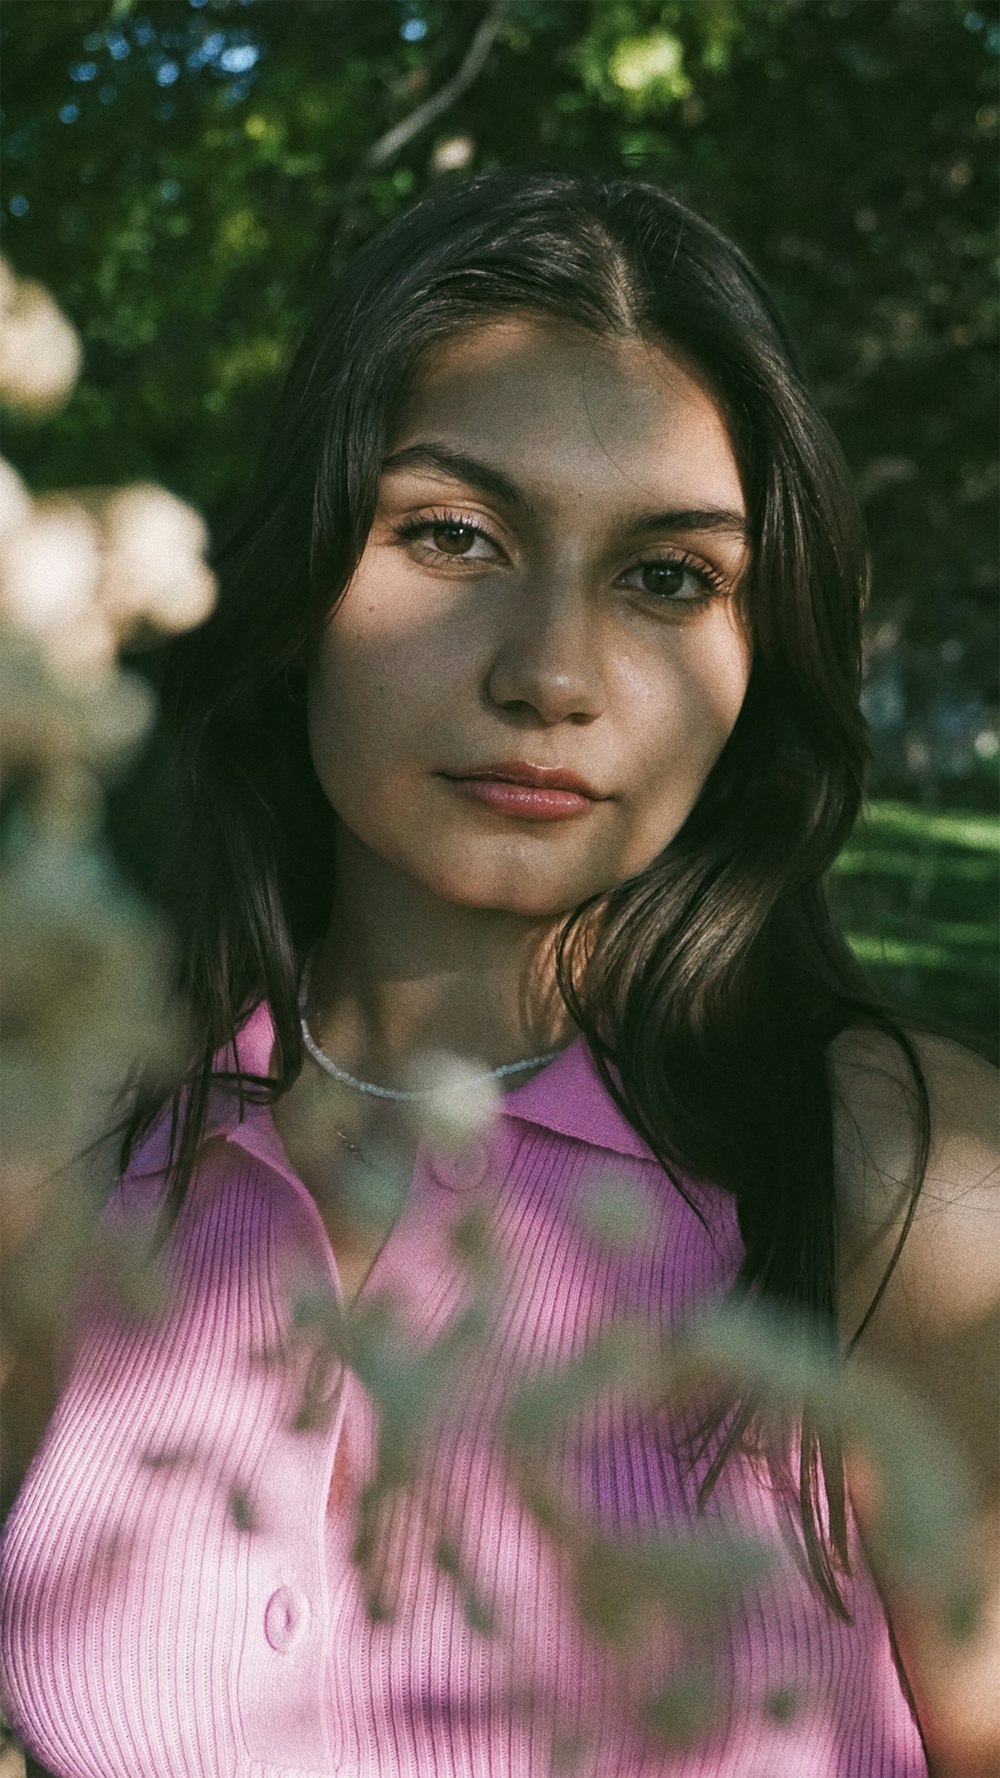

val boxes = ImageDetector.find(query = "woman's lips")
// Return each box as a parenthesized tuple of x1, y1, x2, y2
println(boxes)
(441, 763, 603, 821)
(448, 778, 594, 819)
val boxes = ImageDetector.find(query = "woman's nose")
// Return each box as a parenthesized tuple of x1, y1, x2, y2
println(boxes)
(484, 580, 605, 727)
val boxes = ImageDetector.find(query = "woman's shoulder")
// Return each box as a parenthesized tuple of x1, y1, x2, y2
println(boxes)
(828, 1021, 998, 1256)
(828, 1018, 999, 1459)
(828, 1029, 1000, 1770)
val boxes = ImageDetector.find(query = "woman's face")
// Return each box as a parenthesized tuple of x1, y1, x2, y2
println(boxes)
(308, 315, 752, 918)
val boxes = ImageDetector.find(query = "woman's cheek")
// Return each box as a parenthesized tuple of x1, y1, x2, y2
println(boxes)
(307, 638, 415, 823)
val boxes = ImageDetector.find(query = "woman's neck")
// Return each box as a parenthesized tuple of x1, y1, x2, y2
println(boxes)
(307, 835, 576, 1088)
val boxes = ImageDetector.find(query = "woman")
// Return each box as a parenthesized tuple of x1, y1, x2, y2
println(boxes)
(1, 171, 996, 1778)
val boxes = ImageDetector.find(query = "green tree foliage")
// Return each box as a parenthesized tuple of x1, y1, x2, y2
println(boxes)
(3, 1, 996, 638)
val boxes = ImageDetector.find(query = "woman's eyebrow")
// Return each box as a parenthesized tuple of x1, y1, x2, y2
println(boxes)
(381, 440, 749, 542)
(381, 442, 534, 515)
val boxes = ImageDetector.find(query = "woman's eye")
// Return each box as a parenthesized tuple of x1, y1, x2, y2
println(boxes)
(429, 521, 485, 557)
(396, 519, 727, 602)
(622, 557, 723, 603)
(397, 517, 500, 561)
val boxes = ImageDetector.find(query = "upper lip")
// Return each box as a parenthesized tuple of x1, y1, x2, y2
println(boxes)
(443, 761, 604, 798)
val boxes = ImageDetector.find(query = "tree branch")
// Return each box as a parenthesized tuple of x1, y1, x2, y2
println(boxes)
(363, 0, 511, 171)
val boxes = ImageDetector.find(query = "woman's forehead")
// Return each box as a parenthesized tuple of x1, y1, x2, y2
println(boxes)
(386, 316, 746, 522)
(396, 313, 712, 425)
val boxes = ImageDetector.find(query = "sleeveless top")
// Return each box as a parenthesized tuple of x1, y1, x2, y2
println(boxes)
(0, 1001, 927, 1777)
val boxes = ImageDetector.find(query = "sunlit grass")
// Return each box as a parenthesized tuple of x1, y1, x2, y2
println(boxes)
(831, 796, 998, 1058)
(845, 801, 998, 855)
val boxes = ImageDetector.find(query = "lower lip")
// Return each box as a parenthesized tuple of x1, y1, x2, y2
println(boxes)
(445, 778, 596, 820)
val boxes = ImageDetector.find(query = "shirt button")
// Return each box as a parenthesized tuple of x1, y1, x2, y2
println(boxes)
(264, 1585, 309, 1652)
(428, 1143, 491, 1193)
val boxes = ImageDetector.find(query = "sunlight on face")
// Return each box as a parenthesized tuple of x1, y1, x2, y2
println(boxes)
(308, 315, 752, 918)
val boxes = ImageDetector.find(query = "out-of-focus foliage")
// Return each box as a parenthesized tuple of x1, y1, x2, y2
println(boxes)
(265, 1129, 986, 1758)
(0, 256, 216, 1506)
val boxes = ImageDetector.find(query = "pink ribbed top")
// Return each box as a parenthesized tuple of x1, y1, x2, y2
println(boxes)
(1, 1002, 926, 1777)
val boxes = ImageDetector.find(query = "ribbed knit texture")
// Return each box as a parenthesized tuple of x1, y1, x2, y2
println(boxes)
(0, 1004, 927, 1777)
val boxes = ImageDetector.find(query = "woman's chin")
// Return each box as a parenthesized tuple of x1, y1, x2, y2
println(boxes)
(422, 866, 596, 921)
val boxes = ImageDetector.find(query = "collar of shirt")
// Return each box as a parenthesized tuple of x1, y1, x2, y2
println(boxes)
(127, 998, 655, 1185)
(127, 1000, 656, 1187)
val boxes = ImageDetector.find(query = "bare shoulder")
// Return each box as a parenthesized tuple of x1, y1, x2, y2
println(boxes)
(829, 1022, 999, 1481)
(829, 1024, 999, 1324)
(830, 1022, 998, 1212)
(829, 1028, 1000, 1765)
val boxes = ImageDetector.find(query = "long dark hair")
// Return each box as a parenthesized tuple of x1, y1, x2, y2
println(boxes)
(121, 169, 934, 1614)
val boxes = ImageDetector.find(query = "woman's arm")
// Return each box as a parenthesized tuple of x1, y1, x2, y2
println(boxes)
(831, 1026, 1000, 1778)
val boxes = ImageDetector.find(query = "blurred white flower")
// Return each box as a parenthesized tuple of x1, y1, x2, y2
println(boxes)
(578, 1173, 654, 1251)
(1, 827, 187, 1244)
(0, 257, 82, 417)
(0, 482, 216, 681)
(0, 455, 32, 540)
(99, 483, 215, 636)
(0, 495, 111, 675)
(406, 1051, 502, 1156)
(0, 621, 155, 781)
(431, 135, 475, 174)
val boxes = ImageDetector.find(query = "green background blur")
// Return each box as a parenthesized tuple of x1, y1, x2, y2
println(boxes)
(2, 0, 997, 1057)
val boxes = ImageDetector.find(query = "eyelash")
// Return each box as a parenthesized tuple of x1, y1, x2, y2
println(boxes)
(392, 508, 730, 607)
